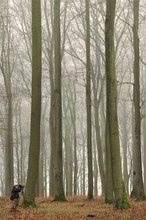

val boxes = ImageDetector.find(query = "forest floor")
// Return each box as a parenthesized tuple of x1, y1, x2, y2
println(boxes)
(0, 196, 146, 220)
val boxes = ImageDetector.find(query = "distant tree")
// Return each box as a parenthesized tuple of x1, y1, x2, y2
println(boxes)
(91, 64, 105, 195)
(121, 101, 129, 193)
(62, 85, 73, 196)
(68, 81, 78, 196)
(42, 0, 56, 197)
(23, 0, 42, 206)
(39, 103, 47, 196)
(105, 0, 129, 209)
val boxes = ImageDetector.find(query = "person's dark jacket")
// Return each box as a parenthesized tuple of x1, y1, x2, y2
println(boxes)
(10, 185, 21, 201)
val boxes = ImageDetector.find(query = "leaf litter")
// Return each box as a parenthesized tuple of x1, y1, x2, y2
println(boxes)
(0, 196, 146, 220)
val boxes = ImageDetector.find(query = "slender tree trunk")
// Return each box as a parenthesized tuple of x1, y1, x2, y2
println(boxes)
(105, 119, 113, 203)
(85, 0, 93, 200)
(122, 101, 129, 193)
(15, 114, 20, 183)
(64, 117, 72, 196)
(93, 133, 98, 196)
(43, 0, 55, 197)
(143, 111, 146, 194)
(44, 152, 47, 197)
(143, 78, 146, 194)
(49, 70, 56, 196)
(66, 83, 78, 196)
(92, 71, 105, 194)
(131, 0, 145, 199)
(73, 105, 77, 196)
(39, 120, 45, 197)
(18, 103, 25, 185)
(48, 36, 56, 198)
(53, 0, 65, 201)
(83, 138, 86, 196)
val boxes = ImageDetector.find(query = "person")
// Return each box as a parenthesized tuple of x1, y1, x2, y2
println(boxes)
(10, 184, 24, 209)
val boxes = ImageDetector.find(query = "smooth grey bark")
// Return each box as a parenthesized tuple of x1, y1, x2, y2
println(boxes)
(24, 0, 42, 205)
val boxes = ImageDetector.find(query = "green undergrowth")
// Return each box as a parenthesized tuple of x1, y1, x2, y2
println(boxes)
(21, 200, 36, 208)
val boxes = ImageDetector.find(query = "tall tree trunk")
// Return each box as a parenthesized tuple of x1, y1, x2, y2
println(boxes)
(15, 112, 20, 183)
(93, 132, 98, 196)
(122, 101, 129, 193)
(91, 69, 105, 194)
(18, 103, 25, 185)
(5, 94, 13, 196)
(47, 18, 56, 198)
(105, 119, 113, 203)
(85, 0, 93, 200)
(66, 82, 78, 196)
(105, 0, 129, 209)
(24, 0, 42, 205)
(53, 0, 65, 201)
(131, 0, 145, 199)
(44, 151, 47, 197)
(143, 77, 146, 194)
(64, 116, 72, 196)
(143, 108, 146, 194)
(83, 136, 86, 196)
(39, 116, 45, 197)
(73, 104, 77, 196)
